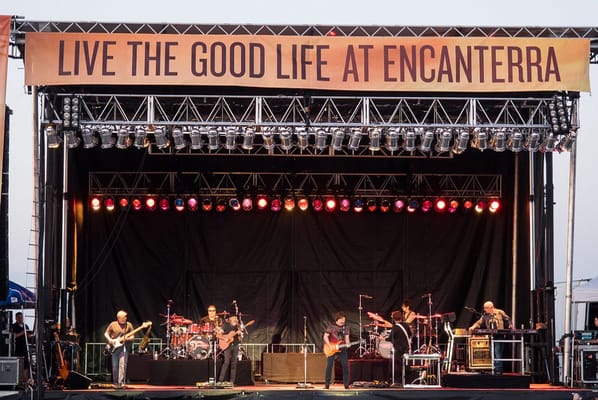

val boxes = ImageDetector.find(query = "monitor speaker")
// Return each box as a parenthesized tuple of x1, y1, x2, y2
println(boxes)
(65, 371, 92, 389)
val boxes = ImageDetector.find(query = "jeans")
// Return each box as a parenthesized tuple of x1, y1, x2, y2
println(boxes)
(111, 346, 128, 386)
(325, 349, 349, 388)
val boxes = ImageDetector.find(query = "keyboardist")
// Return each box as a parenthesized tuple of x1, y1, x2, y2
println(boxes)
(468, 301, 512, 374)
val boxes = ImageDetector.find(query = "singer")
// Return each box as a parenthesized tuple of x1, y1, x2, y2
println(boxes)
(468, 301, 512, 374)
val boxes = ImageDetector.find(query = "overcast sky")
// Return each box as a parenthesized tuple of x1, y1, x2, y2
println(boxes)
(3, 0, 598, 331)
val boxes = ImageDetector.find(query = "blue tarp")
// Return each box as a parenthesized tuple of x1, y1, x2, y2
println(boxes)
(0, 280, 36, 309)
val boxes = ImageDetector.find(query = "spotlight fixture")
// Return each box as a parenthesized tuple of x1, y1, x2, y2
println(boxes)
(353, 198, 364, 213)
(380, 199, 391, 213)
(541, 133, 558, 152)
(296, 128, 309, 150)
(559, 130, 577, 152)
(153, 126, 169, 149)
(145, 196, 157, 211)
(116, 127, 131, 149)
(297, 196, 309, 211)
(190, 127, 202, 150)
(491, 129, 506, 152)
(548, 94, 571, 135)
(284, 195, 295, 211)
(99, 127, 114, 149)
(118, 197, 129, 209)
(215, 198, 227, 212)
(159, 197, 170, 211)
(447, 199, 460, 213)
(420, 199, 433, 213)
(81, 127, 98, 149)
(229, 197, 241, 211)
(90, 196, 102, 211)
(280, 128, 293, 151)
(488, 199, 501, 213)
(256, 195, 269, 210)
(392, 199, 405, 213)
(434, 198, 447, 213)
(174, 197, 185, 212)
(131, 198, 143, 211)
(271, 197, 282, 212)
(65, 131, 81, 149)
(324, 198, 337, 212)
(526, 131, 541, 152)
(366, 199, 377, 213)
(474, 200, 487, 213)
(452, 130, 469, 154)
(134, 127, 148, 148)
(225, 128, 237, 150)
(262, 128, 275, 150)
(339, 197, 351, 212)
(462, 200, 474, 212)
(312, 197, 324, 212)
(315, 128, 328, 150)
(385, 128, 399, 152)
(70, 97, 80, 129)
(105, 196, 118, 211)
(45, 125, 62, 149)
(402, 129, 416, 152)
(419, 130, 434, 152)
(62, 97, 72, 129)
(171, 128, 186, 150)
(347, 128, 362, 151)
(407, 199, 419, 213)
(242, 128, 255, 150)
(200, 197, 212, 212)
(435, 130, 452, 153)
(207, 128, 220, 151)
(507, 130, 523, 152)
(470, 128, 488, 151)
(187, 197, 199, 212)
(242, 196, 253, 211)
(332, 128, 344, 151)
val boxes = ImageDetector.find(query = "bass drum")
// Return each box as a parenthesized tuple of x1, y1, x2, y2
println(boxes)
(378, 340, 393, 359)
(187, 336, 211, 359)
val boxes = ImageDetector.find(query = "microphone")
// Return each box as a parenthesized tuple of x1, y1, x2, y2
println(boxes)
(360, 294, 373, 299)
(167, 299, 173, 305)
(232, 300, 237, 304)
(464, 306, 475, 312)
(421, 293, 431, 298)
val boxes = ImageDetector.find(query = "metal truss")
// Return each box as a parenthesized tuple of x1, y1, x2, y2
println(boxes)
(41, 92, 578, 157)
(88, 171, 502, 199)
(9, 19, 598, 63)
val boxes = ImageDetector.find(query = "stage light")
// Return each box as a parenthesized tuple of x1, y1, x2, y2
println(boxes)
(200, 197, 212, 212)
(347, 128, 362, 151)
(434, 198, 447, 213)
(65, 131, 80, 149)
(297, 196, 309, 211)
(471, 128, 488, 151)
(452, 130, 469, 154)
(339, 197, 351, 212)
(491, 129, 506, 152)
(45, 125, 62, 149)
(81, 127, 98, 149)
(541, 133, 558, 152)
(559, 130, 577, 152)
(225, 128, 237, 150)
(315, 129, 328, 150)
(366, 199, 377, 212)
(99, 127, 114, 149)
(190, 127, 202, 150)
(380, 199, 391, 213)
(159, 197, 170, 211)
(104, 197, 115, 211)
(407, 199, 419, 213)
(280, 128, 293, 151)
(488, 199, 501, 213)
(145, 196, 157, 211)
(548, 94, 571, 135)
(116, 127, 131, 149)
(208, 129, 220, 150)
(242, 196, 253, 211)
(332, 128, 344, 150)
(131, 197, 143, 211)
(385, 128, 399, 152)
(229, 197, 241, 211)
(474, 200, 487, 213)
(297, 128, 309, 150)
(134, 127, 148, 148)
(312, 197, 324, 212)
(256, 195, 269, 210)
(262, 128, 275, 150)
(70, 97, 80, 129)
(420, 199, 433, 213)
(419, 130, 434, 152)
(242, 128, 255, 150)
(153, 127, 169, 149)
(271, 197, 282, 212)
(526, 131, 541, 152)
(402, 129, 416, 152)
(174, 197, 185, 212)
(435, 130, 452, 153)
(448, 199, 459, 213)
(216, 199, 227, 212)
(353, 198, 364, 213)
(507, 130, 523, 152)
(171, 128, 186, 150)
(187, 197, 199, 212)
(325, 198, 337, 212)
(462, 199, 474, 212)
(392, 199, 405, 213)
(90, 196, 102, 211)
(62, 97, 72, 128)
(284, 195, 295, 211)
(368, 128, 381, 151)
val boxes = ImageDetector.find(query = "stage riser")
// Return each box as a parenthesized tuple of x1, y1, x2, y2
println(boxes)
(443, 373, 530, 389)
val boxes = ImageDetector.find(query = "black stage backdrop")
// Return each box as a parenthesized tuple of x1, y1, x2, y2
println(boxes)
(65, 149, 531, 348)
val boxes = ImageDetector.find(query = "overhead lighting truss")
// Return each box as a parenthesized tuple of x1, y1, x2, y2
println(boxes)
(40, 93, 579, 158)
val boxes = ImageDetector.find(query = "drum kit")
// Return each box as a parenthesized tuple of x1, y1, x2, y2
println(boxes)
(161, 314, 221, 359)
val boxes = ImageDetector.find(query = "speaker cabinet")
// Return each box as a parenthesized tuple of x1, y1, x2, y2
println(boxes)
(468, 337, 492, 370)
(65, 371, 92, 389)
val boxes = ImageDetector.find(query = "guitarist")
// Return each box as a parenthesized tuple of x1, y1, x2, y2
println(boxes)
(323, 311, 351, 390)
(216, 315, 241, 385)
(104, 310, 133, 389)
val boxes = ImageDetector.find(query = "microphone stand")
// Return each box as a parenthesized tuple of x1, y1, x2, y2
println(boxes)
(160, 301, 173, 359)
(296, 316, 313, 389)
(357, 294, 371, 358)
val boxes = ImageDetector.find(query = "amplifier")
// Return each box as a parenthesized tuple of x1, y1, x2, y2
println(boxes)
(468, 337, 491, 369)
(0, 357, 22, 386)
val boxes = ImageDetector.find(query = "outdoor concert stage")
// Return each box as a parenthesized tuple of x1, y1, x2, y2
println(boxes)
(5, 382, 595, 400)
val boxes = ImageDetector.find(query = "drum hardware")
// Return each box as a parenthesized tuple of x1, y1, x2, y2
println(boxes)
(357, 294, 373, 358)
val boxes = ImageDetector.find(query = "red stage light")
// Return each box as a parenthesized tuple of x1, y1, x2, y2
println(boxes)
(187, 197, 199, 212)
(475, 200, 487, 213)
(159, 197, 170, 211)
(448, 199, 459, 213)
(257, 195, 269, 210)
(271, 197, 282, 212)
(312, 197, 324, 212)
(104, 197, 115, 211)
(463, 200, 474, 211)
(434, 198, 447, 213)
(392, 199, 405, 213)
(380, 199, 391, 213)
(174, 197, 185, 212)
(215, 199, 227, 212)
(145, 196, 157, 211)
(131, 198, 143, 211)
(421, 199, 433, 213)
(90, 196, 102, 211)
(200, 197, 212, 212)
(353, 198, 364, 213)
(366, 199, 377, 212)
(339, 198, 351, 212)
(297, 196, 309, 211)
(119, 197, 129, 209)
(324, 198, 337, 212)
(489, 199, 501, 213)
(242, 196, 253, 211)
(284, 196, 295, 211)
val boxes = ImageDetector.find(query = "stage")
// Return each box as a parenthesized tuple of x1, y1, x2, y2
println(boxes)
(3, 382, 595, 400)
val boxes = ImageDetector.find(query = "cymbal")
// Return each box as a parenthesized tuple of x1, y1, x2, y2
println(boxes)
(431, 314, 443, 318)
(365, 322, 386, 327)
(171, 318, 193, 325)
(413, 315, 428, 320)
(216, 311, 230, 316)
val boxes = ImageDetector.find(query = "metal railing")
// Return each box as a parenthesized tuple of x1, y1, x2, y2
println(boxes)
(84, 339, 163, 377)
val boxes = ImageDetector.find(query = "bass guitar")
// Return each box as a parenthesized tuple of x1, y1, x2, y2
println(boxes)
(53, 332, 69, 381)
(106, 321, 152, 353)
(323, 339, 364, 357)
(218, 320, 255, 350)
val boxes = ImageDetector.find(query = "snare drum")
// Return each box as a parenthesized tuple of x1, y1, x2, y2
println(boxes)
(187, 336, 211, 359)
(378, 340, 393, 359)
(188, 324, 201, 334)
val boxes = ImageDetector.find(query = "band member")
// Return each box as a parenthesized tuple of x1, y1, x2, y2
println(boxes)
(11, 312, 31, 381)
(590, 316, 598, 344)
(468, 301, 512, 374)
(389, 310, 412, 386)
(401, 300, 417, 337)
(199, 305, 223, 336)
(323, 311, 350, 390)
(216, 315, 241, 384)
(104, 310, 133, 388)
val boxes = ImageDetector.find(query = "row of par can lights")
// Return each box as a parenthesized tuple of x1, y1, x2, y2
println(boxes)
(90, 195, 501, 214)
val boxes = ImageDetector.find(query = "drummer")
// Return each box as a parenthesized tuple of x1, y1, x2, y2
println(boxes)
(199, 305, 224, 337)
(401, 300, 417, 338)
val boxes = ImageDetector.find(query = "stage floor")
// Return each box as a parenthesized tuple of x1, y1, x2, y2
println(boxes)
(6, 382, 596, 400)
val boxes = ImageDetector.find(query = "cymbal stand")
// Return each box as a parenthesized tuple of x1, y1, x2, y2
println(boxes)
(296, 316, 313, 389)
(357, 294, 372, 358)
(424, 293, 433, 352)
(415, 315, 422, 352)
(160, 300, 173, 359)
(234, 302, 248, 360)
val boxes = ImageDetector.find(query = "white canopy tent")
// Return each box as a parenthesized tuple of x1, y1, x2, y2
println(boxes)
(573, 276, 598, 303)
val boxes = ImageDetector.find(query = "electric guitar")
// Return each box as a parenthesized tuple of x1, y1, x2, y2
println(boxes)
(106, 321, 152, 353)
(53, 332, 69, 381)
(323, 339, 364, 357)
(218, 320, 255, 350)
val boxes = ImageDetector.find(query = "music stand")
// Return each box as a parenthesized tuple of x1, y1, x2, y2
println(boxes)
(296, 316, 313, 389)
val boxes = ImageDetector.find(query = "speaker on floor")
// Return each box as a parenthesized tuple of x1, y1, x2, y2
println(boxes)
(65, 371, 92, 389)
